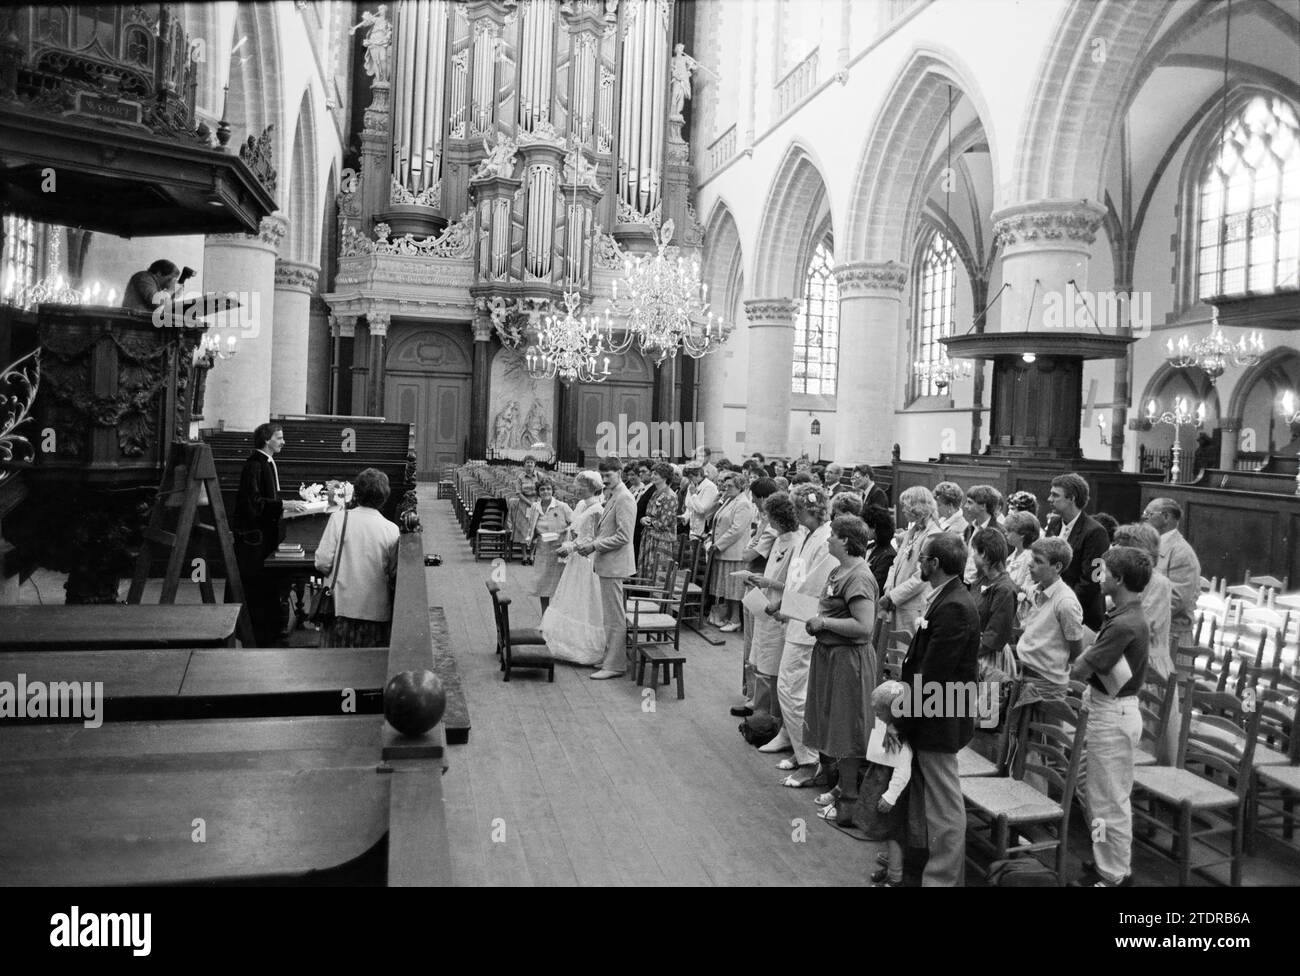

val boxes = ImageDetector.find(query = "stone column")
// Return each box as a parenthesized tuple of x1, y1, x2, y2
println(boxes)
(270, 260, 319, 416)
(332, 314, 356, 414)
(469, 310, 492, 459)
(833, 262, 907, 464)
(696, 332, 728, 455)
(202, 214, 286, 430)
(366, 310, 390, 417)
(306, 294, 332, 414)
(990, 200, 1107, 333)
(743, 298, 799, 457)
(1219, 415, 1242, 471)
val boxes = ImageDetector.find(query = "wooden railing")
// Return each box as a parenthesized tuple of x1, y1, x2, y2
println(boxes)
(775, 49, 819, 118)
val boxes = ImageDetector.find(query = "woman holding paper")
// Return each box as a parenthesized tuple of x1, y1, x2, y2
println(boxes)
(509, 455, 542, 564)
(804, 515, 879, 825)
(744, 492, 801, 719)
(762, 484, 835, 787)
(529, 479, 573, 615)
(707, 472, 757, 632)
(879, 486, 941, 637)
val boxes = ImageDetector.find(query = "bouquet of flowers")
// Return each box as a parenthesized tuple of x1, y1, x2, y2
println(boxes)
(325, 479, 354, 506)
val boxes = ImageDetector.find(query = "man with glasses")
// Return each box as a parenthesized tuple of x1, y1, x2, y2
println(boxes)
(897, 533, 981, 886)
(1141, 498, 1200, 652)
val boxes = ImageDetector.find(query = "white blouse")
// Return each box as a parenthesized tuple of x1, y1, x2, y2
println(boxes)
(314, 506, 401, 622)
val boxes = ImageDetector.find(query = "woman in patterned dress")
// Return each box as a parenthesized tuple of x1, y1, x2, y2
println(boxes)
(637, 462, 679, 580)
(529, 478, 573, 615)
(707, 471, 757, 632)
(509, 455, 541, 564)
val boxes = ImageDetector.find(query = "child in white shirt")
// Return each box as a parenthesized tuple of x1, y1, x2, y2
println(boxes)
(862, 680, 914, 887)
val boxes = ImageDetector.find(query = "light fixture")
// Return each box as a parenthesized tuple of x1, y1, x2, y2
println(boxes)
(810, 417, 821, 436)
(913, 353, 973, 392)
(1022, 352, 1037, 364)
(1096, 412, 1110, 446)
(1279, 391, 1300, 495)
(1146, 397, 1205, 483)
(1165, 310, 1265, 384)
(608, 218, 724, 364)
(193, 331, 238, 367)
(524, 291, 613, 386)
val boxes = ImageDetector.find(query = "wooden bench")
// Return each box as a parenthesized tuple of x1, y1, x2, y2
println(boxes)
(0, 604, 244, 650)
(636, 645, 686, 700)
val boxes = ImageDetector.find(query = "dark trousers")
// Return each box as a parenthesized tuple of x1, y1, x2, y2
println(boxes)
(235, 543, 282, 646)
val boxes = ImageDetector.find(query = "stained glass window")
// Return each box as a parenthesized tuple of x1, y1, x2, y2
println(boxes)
(792, 235, 838, 396)
(1197, 96, 1300, 299)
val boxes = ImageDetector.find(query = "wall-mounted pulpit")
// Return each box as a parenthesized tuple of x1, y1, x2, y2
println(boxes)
(942, 332, 1136, 461)
(891, 331, 1148, 526)
(33, 305, 205, 483)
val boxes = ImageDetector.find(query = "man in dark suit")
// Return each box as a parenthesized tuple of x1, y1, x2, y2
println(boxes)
(850, 463, 889, 510)
(233, 421, 305, 645)
(897, 532, 981, 887)
(1044, 472, 1110, 630)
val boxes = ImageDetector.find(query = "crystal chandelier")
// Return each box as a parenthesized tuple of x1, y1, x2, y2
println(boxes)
(913, 353, 973, 392)
(608, 219, 723, 364)
(525, 291, 616, 385)
(1165, 310, 1265, 384)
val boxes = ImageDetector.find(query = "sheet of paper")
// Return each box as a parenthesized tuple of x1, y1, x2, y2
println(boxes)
(1097, 654, 1133, 696)
(729, 570, 751, 579)
(779, 590, 820, 622)
(539, 532, 559, 542)
(742, 586, 771, 619)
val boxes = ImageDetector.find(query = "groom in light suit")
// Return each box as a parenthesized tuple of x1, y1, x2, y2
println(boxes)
(579, 456, 637, 679)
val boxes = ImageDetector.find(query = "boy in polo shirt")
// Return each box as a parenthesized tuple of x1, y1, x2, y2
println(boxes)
(1069, 546, 1152, 888)
(1016, 537, 1084, 686)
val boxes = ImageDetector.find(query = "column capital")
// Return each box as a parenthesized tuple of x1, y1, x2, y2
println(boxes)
(367, 310, 392, 337)
(333, 314, 357, 339)
(471, 308, 493, 342)
(207, 213, 289, 253)
(991, 199, 1107, 252)
(743, 298, 800, 325)
(274, 259, 320, 293)
(832, 261, 907, 297)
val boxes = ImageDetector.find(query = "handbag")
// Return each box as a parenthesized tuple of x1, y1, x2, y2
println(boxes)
(309, 508, 349, 627)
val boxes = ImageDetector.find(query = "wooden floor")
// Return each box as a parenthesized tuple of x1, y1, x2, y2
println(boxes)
(422, 490, 874, 886)
(419, 486, 1300, 887)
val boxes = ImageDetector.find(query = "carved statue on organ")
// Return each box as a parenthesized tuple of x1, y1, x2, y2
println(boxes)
(351, 4, 393, 85)
(473, 132, 519, 182)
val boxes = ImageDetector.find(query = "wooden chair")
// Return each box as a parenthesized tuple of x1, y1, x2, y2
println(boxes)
(485, 581, 553, 683)
(1136, 671, 1180, 767)
(1131, 686, 1260, 886)
(958, 679, 1022, 779)
(676, 534, 723, 646)
(627, 568, 690, 698)
(961, 693, 1088, 883)
(473, 501, 510, 561)
(1252, 675, 1300, 845)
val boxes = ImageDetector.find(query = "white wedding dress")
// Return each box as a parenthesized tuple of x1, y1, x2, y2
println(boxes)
(540, 496, 606, 665)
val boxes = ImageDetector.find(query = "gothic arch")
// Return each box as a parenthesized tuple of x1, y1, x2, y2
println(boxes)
(702, 199, 744, 324)
(227, 2, 285, 204)
(1226, 347, 1300, 420)
(752, 142, 830, 298)
(843, 46, 999, 266)
(285, 88, 321, 265)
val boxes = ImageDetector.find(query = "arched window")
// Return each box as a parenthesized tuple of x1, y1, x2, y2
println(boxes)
(791, 234, 837, 396)
(1, 216, 42, 306)
(1197, 95, 1300, 299)
(912, 231, 959, 399)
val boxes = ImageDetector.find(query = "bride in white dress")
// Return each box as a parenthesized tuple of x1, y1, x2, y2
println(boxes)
(541, 470, 606, 665)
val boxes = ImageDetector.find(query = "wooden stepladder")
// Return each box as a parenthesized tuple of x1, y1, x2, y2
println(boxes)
(127, 441, 256, 646)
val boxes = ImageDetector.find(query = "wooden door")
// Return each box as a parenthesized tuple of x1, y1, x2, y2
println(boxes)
(387, 374, 469, 478)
